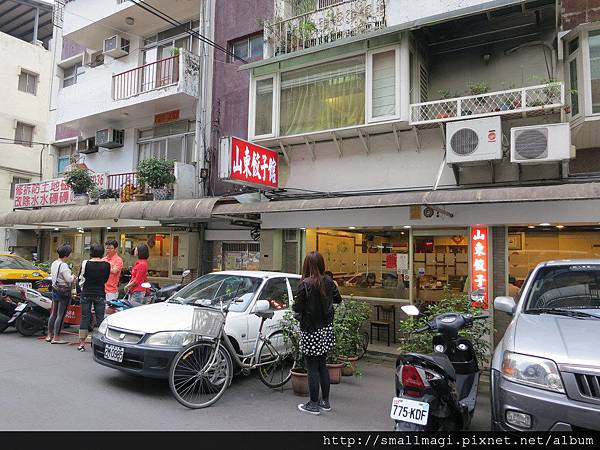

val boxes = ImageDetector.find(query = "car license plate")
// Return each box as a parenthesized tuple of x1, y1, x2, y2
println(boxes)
(390, 397, 429, 425)
(16, 282, 32, 290)
(104, 344, 124, 363)
(15, 303, 27, 312)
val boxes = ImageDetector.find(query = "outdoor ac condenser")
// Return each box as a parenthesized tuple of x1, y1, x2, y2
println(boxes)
(510, 123, 573, 163)
(96, 129, 124, 149)
(103, 35, 130, 58)
(446, 117, 503, 165)
(78, 137, 98, 154)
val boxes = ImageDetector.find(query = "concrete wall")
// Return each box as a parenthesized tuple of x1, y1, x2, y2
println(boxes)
(561, 0, 600, 29)
(62, 0, 133, 36)
(209, 0, 273, 196)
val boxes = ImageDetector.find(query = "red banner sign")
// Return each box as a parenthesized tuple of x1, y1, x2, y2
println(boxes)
(219, 137, 278, 189)
(13, 173, 107, 209)
(154, 109, 180, 125)
(470, 225, 489, 309)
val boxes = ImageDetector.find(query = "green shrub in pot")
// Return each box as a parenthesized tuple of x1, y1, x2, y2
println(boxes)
(137, 158, 176, 199)
(64, 167, 94, 195)
(334, 297, 371, 375)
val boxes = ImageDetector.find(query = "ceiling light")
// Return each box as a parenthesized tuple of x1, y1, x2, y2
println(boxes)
(139, 226, 145, 229)
(556, 225, 565, 229)
(528, 225, 535, 229)
(403, 225, 411, 229)
(539, 223, 551, 227)
(53, 227, 59, 231)
(348, 226, 356, 230)
(125, 16, 135, 25)
(107, 227, 112, 230)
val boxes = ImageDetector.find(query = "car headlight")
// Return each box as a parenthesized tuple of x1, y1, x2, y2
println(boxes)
(501, 351, 564, 393)
(98, 319, 108, 336)
(145, 331, 194, 347)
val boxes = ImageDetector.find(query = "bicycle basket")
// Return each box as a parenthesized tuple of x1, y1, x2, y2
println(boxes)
(191, 307, 224, 338)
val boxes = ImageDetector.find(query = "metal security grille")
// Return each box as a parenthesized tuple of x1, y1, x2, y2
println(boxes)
(514, 128, 548, 160)
(419, 65, 428, 102)
(222, 243, 260, 252)
(450, 128, 479, 156)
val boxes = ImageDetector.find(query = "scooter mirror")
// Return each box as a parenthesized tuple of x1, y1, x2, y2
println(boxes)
(141, 282, 152, 289)
(401, 304, 420, 316)
(181, 270, 191, 278)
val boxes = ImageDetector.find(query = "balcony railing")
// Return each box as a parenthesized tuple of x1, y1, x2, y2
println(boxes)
(265, 0, 386, 57)
(409, 83, 565, 126)
(112, 54, 179, 100)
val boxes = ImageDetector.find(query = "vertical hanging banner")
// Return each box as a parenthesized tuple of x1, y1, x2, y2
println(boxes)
(219, 136, 278, 189)
(470, 225, 489, 309)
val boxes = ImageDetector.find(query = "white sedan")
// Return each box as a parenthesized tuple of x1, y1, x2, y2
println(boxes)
(92, 271, 300, 379)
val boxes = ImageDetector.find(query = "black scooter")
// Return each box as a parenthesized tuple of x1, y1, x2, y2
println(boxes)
(149, 269, 191, 303)
(0, 287, 25, 332)
(392, 305, 488, 431)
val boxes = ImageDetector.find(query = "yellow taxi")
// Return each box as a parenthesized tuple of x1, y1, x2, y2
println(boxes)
(0, 253, 50, 291)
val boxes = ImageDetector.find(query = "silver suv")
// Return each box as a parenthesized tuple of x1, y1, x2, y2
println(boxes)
(492, 260, 600, 431)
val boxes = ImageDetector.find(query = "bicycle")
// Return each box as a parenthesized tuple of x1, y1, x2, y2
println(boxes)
(168, 297, 293, 409)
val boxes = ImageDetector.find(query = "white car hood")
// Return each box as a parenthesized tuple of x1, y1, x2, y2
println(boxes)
(106, 302, 244, 334)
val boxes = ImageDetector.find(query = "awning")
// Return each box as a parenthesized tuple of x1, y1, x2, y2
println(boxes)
(0, 198, 223, 227)
(211, 183, 600, 216)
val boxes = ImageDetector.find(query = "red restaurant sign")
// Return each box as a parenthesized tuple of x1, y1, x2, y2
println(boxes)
(219, 136, 278, 189)
(13, 173, 107, 209)
(470, 225, 489, 309)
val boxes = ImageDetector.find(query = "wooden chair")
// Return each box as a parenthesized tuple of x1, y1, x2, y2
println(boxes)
(370, 305, 396, 346)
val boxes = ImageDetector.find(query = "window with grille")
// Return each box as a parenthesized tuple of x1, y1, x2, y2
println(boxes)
(18, 70, 38, 95)
(15, 122, 34, 147)
(10, 177, 30, 199)
(419, 65, 429, 102)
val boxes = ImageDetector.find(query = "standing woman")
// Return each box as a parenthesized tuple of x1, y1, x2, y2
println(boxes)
(124, 243, 149, 303)
(77, 243, 110, 352)
(293, 251, 342, 415)
(47, 245, 75, 344)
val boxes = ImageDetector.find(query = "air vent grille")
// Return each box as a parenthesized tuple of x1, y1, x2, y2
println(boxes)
(514, 128, 548, 160)
(450, 128, 479, 156)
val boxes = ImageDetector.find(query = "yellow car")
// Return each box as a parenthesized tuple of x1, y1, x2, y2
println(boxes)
(0, 253, 50, 291)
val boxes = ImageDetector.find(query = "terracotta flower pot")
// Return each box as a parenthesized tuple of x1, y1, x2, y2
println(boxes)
(327, 363, 343, 384)
(291, 368, 309, 396)
(340, 356, 359, 376)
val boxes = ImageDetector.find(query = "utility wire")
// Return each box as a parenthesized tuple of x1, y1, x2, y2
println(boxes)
(127, 0, 247, 63)
(0, 137, 49, 146)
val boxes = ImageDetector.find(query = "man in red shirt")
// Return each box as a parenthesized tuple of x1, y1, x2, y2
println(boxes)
(103, 239, 123, 301)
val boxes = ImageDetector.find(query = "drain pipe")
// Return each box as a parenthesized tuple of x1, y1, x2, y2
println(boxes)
(505, 40, 556, 79)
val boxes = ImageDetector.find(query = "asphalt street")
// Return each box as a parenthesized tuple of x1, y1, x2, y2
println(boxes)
(0, 329, 490, 431)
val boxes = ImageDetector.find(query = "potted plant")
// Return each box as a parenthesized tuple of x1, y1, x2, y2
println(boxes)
(435, 90, 457, 119)
(98, 188, 120, 205)
(280, 311, 308, 396)
(88, 185, 99, 205)
(467, 81, 490, 113)
(334, 297, 372, 376)
(137, 158, 176, 201)
(326, 322, 343, 384)
(64, 167, 94, 206)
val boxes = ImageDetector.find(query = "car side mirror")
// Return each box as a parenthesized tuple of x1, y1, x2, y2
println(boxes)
(494, 296, 516, 315)
(181, 270, 191, 279)
(252, 300, 270, 314)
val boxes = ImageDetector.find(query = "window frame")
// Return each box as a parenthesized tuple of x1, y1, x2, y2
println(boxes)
(586, 27, 600, 116)
(257, 276, 292, 311)
(18, 69, 38, 95)
(228, 33, 264, 63)
(10, 176, 31, 199)
(249, 73, 279, 139)
(15, 122, 34, 147)
(566, 35, 582, 119)
(366, 45, 401, 123)
(62, 62, 84, 88)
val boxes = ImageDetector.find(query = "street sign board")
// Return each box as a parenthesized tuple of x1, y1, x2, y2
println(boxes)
(219, 136, 278, 189)
(470, 225, 489, 309)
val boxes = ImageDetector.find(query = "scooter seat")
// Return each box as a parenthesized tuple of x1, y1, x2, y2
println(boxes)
(414, 353, 456, 380)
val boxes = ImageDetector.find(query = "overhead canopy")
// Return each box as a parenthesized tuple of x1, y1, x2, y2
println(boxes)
(0, 198, 223, 228)
(211, 183, 600, 216)
(0, 0, 54, 48)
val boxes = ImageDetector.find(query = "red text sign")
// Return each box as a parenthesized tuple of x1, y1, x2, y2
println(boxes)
(470, 225, 489, 309)
(219, 137, 278, 189)
(154, 110, 180, 125)
(13, 173, 107, 209)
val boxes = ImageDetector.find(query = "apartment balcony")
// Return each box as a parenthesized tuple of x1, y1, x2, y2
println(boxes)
(55, 49, 200, 131)
(409, 83, 565, 127)
(265, 0, 386, 57)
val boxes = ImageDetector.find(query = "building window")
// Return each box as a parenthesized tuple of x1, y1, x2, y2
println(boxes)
(137, 121, 195, 164)
(279, 56, 365, 135)
(10, 177, 30, 199)
(18, 70, 38, 95)
(57, 144, 76, 175)
(63, 62, 83, 88)
(589, 30, 600, 114)
(15, 122, 34, 147)
(569, 58, 579, 116)
(369, 48, 399, 120)
(142, 20, 199, 65)
(253, 77, 274, 136)
(228, 33, 263, 62)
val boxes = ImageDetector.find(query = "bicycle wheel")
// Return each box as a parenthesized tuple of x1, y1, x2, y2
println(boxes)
(257, 330, 293, 388)
(169, 340, 232, 409)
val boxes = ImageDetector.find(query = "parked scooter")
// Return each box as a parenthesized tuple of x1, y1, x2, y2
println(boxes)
(0, 287, 25, 332)
(391, 304, 488, 431)
(8, 287, 53, 336)
(149, 269, 191, 303)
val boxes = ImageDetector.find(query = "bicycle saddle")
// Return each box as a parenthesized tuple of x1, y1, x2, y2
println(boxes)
(254, 311, 274, 320)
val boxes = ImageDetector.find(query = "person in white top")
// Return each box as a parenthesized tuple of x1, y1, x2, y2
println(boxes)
(47, 245, 75, 344)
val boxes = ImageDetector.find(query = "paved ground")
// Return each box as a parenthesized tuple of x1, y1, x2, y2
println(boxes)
(0, 329, 490, 431)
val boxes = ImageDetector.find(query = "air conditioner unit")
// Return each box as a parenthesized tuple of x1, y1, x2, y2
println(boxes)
(85, 50, 104, 68)
(103, 35, 130, 58)
(78, 137, 98, 154)
(446, 117, 503, 165)
(96, 129, 124, 149)
(510, 123, 573, 164)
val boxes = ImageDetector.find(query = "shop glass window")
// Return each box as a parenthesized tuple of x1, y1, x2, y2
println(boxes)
(10, 177, 30, 199)
(305, 229, 409, 301)
(18, 70, 38, 95)
(279, 56, 365, 135)
(220, 242, 260, 271)
(258, 278, 290, 311)
(254, 78, 274, 136)
(15, 122, 34, 147)
(121, 234, 171, 278)
(589, 30, 600, 114)
(371, 50, 397, 118)
(63, 62, 83, 88)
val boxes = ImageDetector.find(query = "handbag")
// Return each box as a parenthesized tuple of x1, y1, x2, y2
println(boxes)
(52, 262, 71, 296)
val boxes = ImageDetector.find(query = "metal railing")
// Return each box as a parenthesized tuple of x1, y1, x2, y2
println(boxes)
(265, 0, 386, 56)
(409, 83, 565, 125)
(112, 54, 179, 100)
